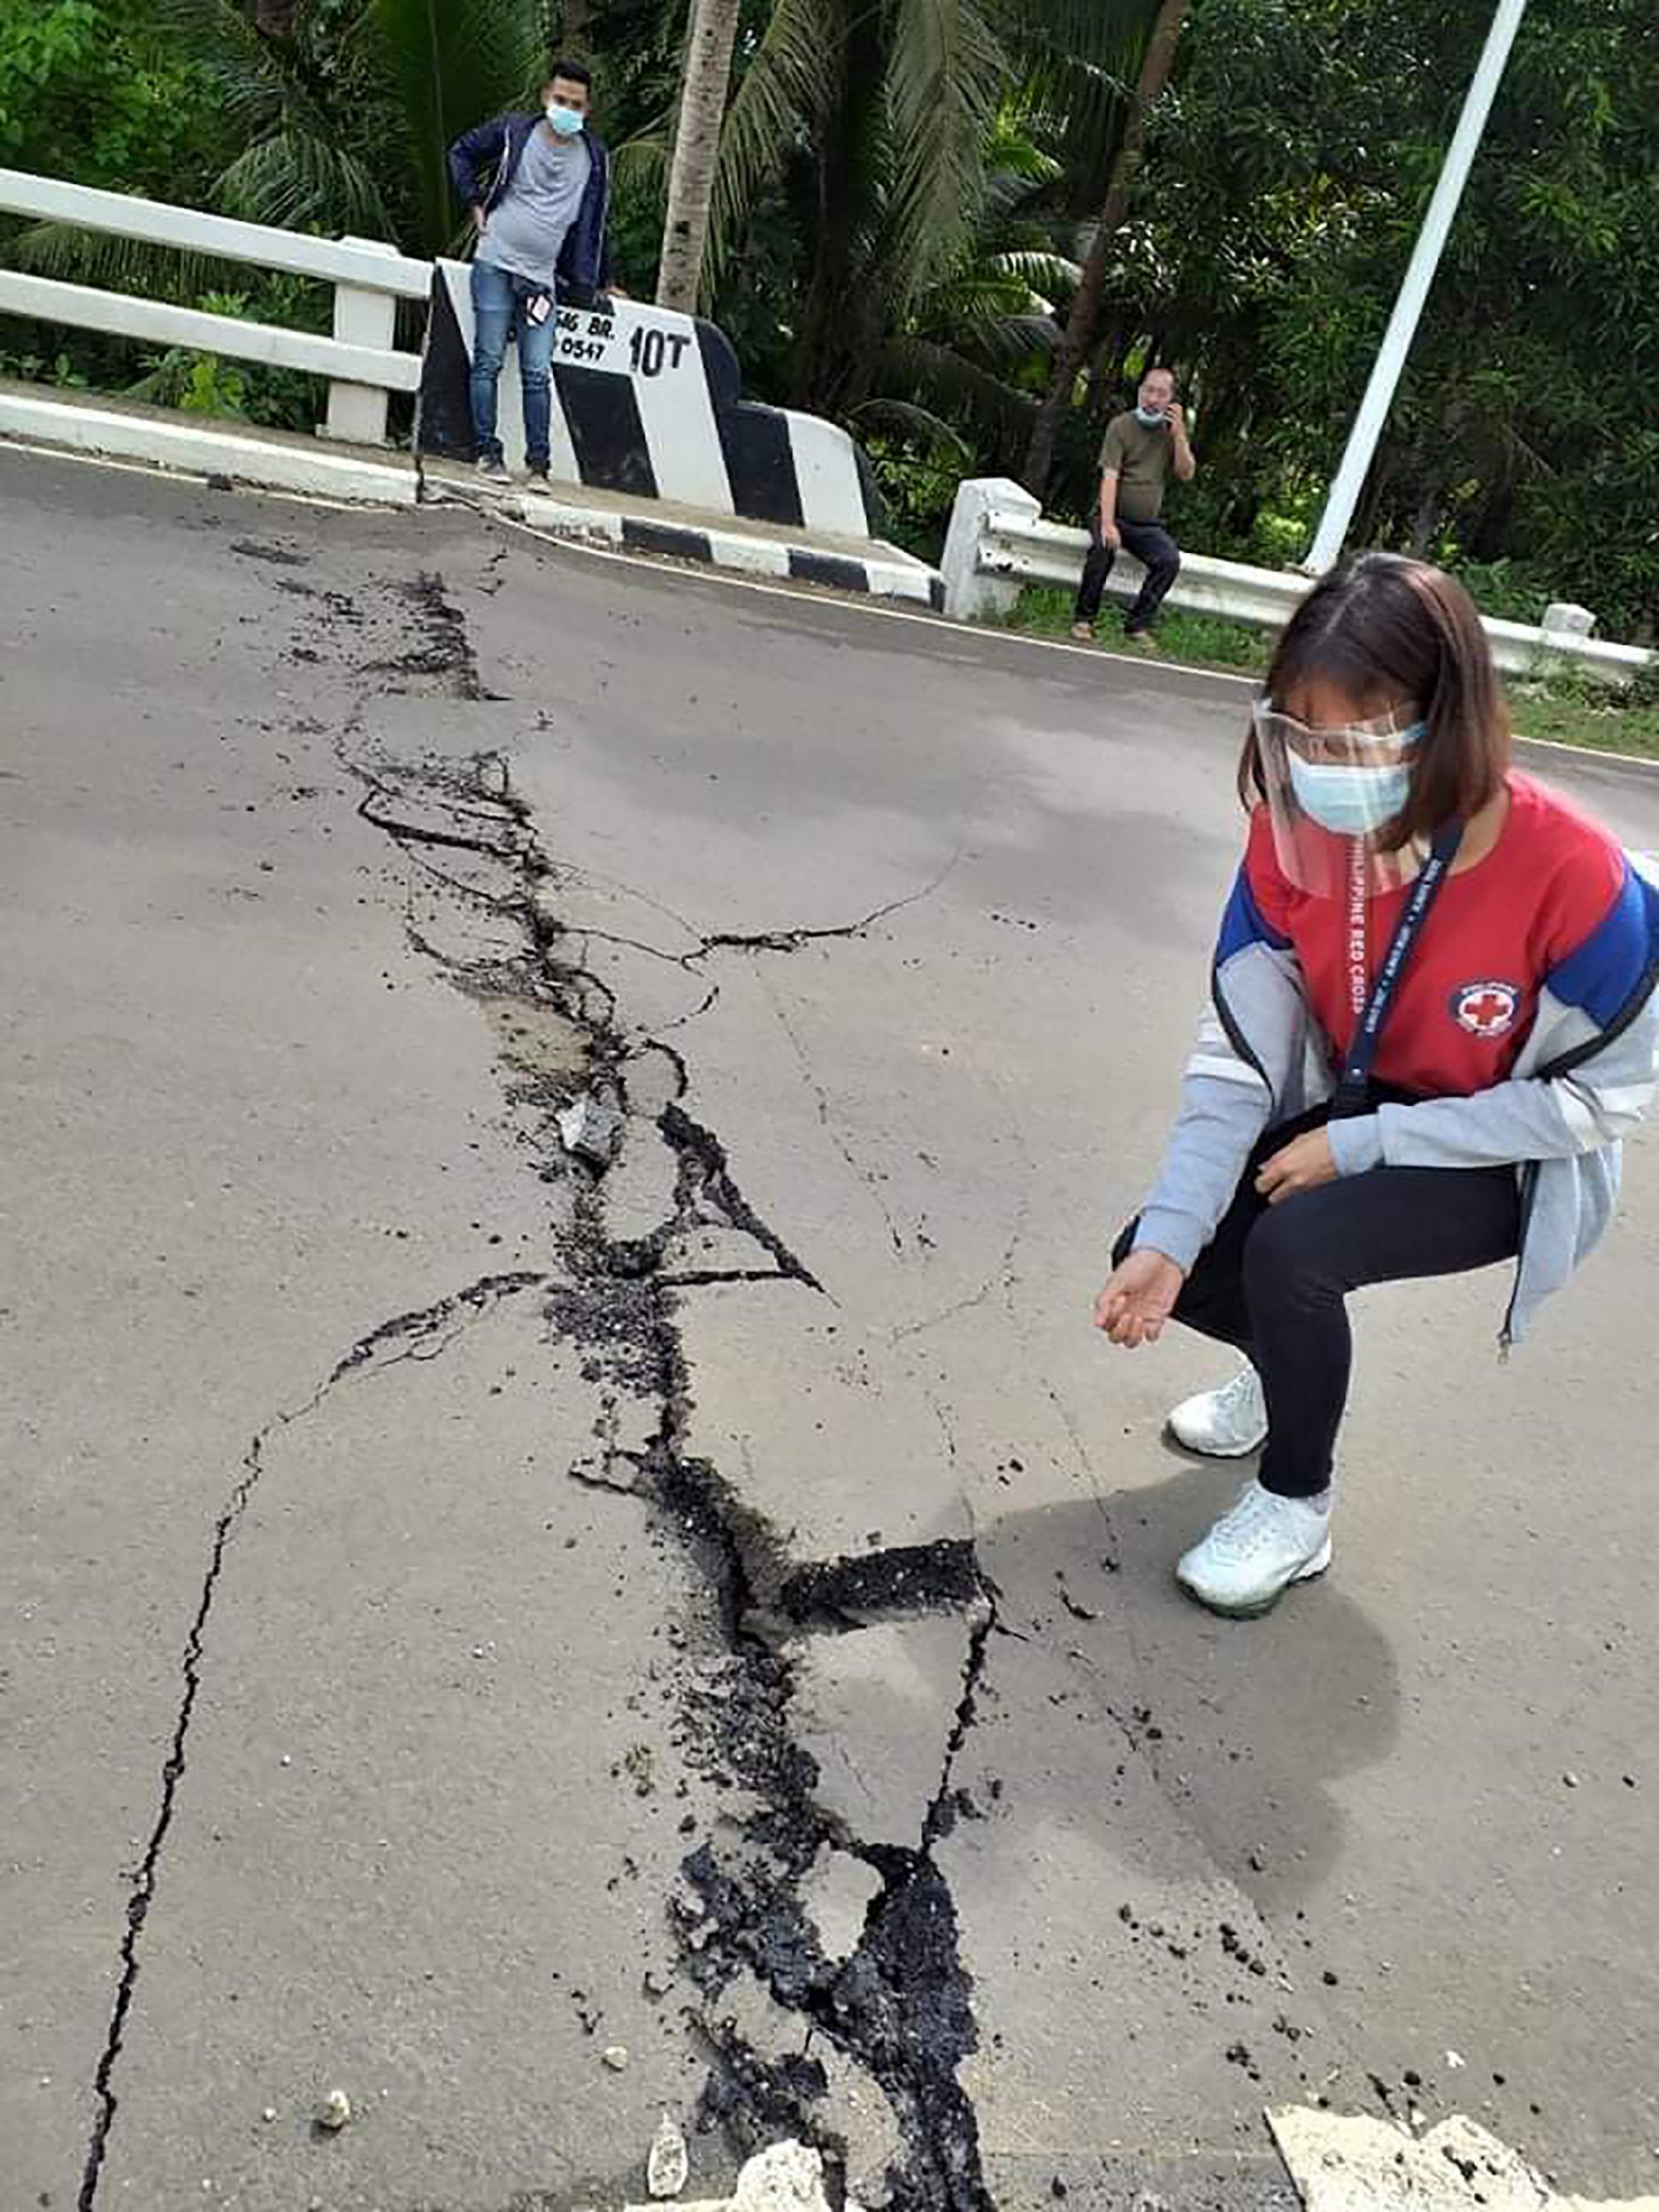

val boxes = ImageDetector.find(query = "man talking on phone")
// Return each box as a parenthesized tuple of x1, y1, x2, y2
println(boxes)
(447, 59, 613, 483)
(1070, 365, 1196, 648)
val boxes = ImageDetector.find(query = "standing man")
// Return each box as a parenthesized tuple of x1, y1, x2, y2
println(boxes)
(446, 60, 612, 483)
(1071, 366, 1196, 647)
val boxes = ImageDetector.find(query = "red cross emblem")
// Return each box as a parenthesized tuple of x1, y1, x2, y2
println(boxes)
(1451, 979, 1520, 1038)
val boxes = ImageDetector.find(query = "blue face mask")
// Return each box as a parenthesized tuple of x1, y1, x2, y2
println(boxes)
(1286, 748, 1420, 837)
(1134, 404, 1167, 428)
(545, 103, 586, 137)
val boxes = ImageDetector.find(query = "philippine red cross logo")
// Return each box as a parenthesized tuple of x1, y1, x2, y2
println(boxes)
(1451, 979, 1520, 1039)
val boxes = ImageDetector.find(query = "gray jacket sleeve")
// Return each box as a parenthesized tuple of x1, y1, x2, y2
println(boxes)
(1133, 983, 1291, 1271)
(1325, 987, 1659, 1175)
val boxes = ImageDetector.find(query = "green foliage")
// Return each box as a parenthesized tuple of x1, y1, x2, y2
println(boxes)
(1090, 0, 1659, 637)
(0, 0, 220, 188)
(1509, 686, 1659, 762)
(861, 428, 972, 557)
(0, 344, 88, 388)
(122, 279, 326, 427)
(1443, 559, 1550, 627)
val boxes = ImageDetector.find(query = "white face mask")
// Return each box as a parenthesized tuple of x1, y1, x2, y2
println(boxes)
(1286, 753, 1416, 837)
(545, 103, 585, 137)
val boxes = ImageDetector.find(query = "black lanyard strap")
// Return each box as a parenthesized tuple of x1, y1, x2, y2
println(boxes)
(1332, 820, 1463, 1118)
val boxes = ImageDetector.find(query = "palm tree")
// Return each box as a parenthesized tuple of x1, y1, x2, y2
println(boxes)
(704, 0, 1009, 412)
(856, 117, 1072, 465)
(657, 0, 744, 311)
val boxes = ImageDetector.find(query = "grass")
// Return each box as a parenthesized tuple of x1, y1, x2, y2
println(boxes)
(990, 585, 1272, 675)
(1508, 683, 1659, 763)
(988, 585, 1659, 764)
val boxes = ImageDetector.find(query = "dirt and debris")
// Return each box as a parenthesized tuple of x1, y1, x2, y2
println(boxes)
(313, 2087, 351, 2131)
(649, 2109, 691, 2198)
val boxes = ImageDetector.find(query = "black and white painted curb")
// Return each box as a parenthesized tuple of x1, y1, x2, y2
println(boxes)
(515, 489, 947, 611)
(419, 263, 885, 542)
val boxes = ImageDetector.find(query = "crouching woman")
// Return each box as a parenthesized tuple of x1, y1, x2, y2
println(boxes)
(1094, 553, 1659, 1617)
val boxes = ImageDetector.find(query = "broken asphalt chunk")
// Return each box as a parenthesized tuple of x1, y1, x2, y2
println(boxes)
(558, 1092, 625, 1167)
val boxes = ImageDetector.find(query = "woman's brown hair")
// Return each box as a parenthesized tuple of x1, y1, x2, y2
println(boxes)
(1238, 552, 1512, 849)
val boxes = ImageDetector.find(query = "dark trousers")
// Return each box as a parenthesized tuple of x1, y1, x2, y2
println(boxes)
(1115, 1110, 1521, 1498)
(1073, 514, 1181, 634)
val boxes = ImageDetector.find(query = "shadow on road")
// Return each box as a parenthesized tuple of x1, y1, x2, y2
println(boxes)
(982, 1460, 1402, 1919)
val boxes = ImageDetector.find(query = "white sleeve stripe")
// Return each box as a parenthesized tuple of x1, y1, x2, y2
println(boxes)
(1185, 1054, 1271, 1088)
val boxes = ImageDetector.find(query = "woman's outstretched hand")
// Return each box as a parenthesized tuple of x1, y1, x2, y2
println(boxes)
(1094, 1248, 1184, 1348)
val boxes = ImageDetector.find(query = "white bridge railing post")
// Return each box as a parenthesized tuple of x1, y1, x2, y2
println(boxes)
(941, 477, 1039, 621)
(323, 237, 402, 445)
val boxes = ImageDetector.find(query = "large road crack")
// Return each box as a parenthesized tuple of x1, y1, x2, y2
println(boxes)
(323, 569, 995, 2207)
(73, 561, 998, 2208)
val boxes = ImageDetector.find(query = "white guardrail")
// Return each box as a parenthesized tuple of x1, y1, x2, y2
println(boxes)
(941, 477, 1654, 684)
(0, 167, 432, 445)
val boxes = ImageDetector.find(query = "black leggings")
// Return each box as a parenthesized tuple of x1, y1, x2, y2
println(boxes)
(1116, 1111, 1522, 1497)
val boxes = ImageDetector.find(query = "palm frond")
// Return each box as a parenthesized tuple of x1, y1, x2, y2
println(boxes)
(709, 0, 839, 280)
(990, 246, 1079, 290)
(985, 122, 1062, 186)
(877, 329, 1036, 444)
(849, 395, 974, 459)
(880, 0, 1007, 306)
(612, 127, 670, 201)
(216, 132, 393, 240)
(145, 0, 332, 139)
(918, 283, 1057, 371)
(368, 0, 546, 252)
(1008, 0, 1162, 190)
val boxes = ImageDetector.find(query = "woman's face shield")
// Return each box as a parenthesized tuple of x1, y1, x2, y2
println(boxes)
(1253, 698, 1428, 897)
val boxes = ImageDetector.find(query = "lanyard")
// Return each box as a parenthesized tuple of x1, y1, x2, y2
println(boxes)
(1332, 820, 1463, 1118)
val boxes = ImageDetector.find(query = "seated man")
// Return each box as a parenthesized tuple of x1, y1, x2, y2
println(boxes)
(446, 58, 612, 483)
(1071, 366, 1196, 648)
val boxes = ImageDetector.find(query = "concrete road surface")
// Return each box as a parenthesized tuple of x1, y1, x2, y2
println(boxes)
(4, 446, 1658, 2212)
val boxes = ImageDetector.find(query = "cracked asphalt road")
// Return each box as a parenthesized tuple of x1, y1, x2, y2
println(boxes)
(5, 447, 1659, 2212)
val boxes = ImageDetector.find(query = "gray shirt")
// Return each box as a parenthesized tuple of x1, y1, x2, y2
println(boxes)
(478, 124, 591, 288)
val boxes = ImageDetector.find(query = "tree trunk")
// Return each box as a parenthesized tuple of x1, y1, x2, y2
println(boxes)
(253, 0, 297, 34)
(656, 0, 743, 312)
(1021, 0, 1192, 501)
(1406, 460, 1448, 557)
(562, 0, 592, 50)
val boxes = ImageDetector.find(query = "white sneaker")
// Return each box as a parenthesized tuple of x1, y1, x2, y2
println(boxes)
(1176, 1479, 1333, 1618)
(1167, 1363, 1268, 1457)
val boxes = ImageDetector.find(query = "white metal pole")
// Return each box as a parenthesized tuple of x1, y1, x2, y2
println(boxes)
(1304, 0, 1529, 574)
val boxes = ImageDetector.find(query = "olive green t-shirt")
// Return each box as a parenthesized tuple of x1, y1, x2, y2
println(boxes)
(1098, 411, 1171, 523)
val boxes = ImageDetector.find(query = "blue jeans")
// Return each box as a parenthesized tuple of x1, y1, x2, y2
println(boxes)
(469, 258, 555, 470)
